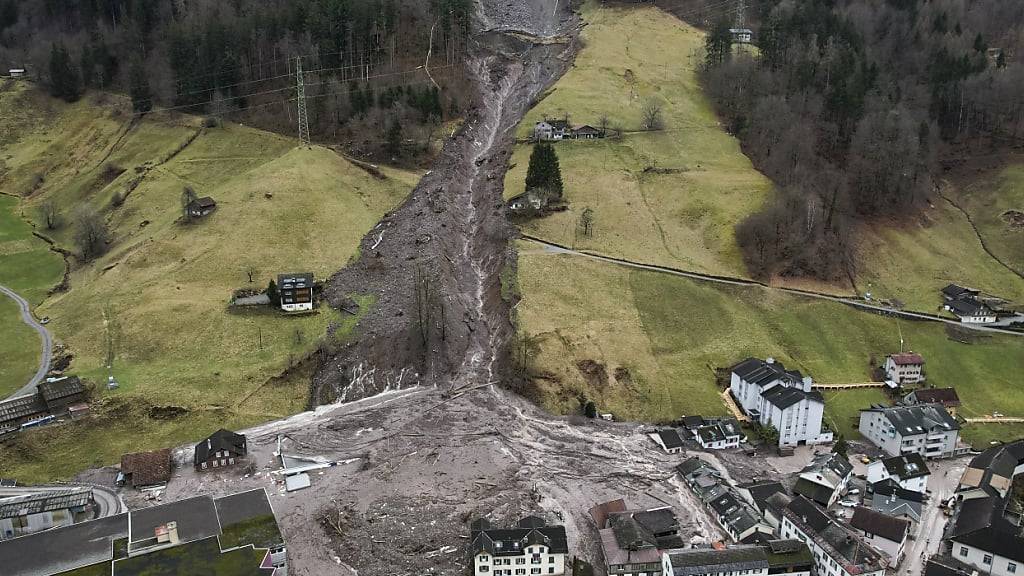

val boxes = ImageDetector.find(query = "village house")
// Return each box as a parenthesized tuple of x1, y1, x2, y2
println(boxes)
(118, 448, 172, 489)
(0, 488, 288, 576)
(778, 496, 886, 576)
(278, 273, 314, 312)
(677, 458, 774, 544)
(507, 189, 552, 216)
(681, 415, 706, 431)
(730, 358, 831, 448)
(735, 481, 787, 530)
(792, 452, 853, 508)
(947, 440, 1024, 576)
(904, 387, 961, 417)
(186, 196, 217, 219)
(572, 125, 602, 139)
(942, 284, 998, 323)
(868, 479, 924, 523)
(694, 418, 744, 450)
(469, 516, 568, 576)
(0, 486, 93, 541)
(649, 429, 685, 454)
(924, 556, 980, 576)
(534, 119, 571, 141)
(194, 429, 247, 471)
(866, 454, 929, 493)
(883, 353, 925, 385)
(589, 499, 687, 576)
(661, 540, 813, 576)
(849, 507, 910, 567)
(858, 403, 962, 459)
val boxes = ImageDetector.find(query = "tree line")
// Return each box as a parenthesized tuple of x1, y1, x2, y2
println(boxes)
(0, 0, 473, 157)
(698, 0, 1024, 281)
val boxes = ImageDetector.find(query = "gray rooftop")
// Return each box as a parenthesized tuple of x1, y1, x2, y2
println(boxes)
(128, 496, 221, 547)
(0, 512, 128, 576)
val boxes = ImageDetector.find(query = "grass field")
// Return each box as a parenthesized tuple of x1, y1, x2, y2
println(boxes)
(515, 247, 1024, 440)
(0, 194, 65, 396)
(952, 160, 1024, 278)
(0, 83, 416, 481)
(504, 1, 772, 278)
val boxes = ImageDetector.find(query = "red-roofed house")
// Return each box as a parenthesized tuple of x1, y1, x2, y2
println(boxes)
(884, 353, 925, 385)
(904, 387, 961, 417)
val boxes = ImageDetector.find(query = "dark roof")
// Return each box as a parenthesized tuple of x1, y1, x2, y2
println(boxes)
(861, 403, 960, 434)
(785, 495, 831, 532)
(573, 125, 601, 134)
(804, 452, 853, 479)
(657, 429, 685, 449)
(668, 546, 768, 574)
(194, 196, 216, 208)
(888, 352, 924, 366)
(121, 449, 172, 487)
(947, 297, 993, 316)
(469, 518, 568, 557)
(793, 477, 835, 507)
(882, 453, 930, 480)
(910, 387, 961, 406)
(213, 488, 275, 529)
(761, 386, 823, 410)
(764, 539, 814, 570)
(681, 415, 706, 429)
(871, 479, 925, 503)
(942, 284, 979, 299)
(709, 492, 743, 517)
(0, 393, 46, 425)
(0, 512, 128, 576)
(129, 495, 221, 545)
(925, 555, 979, 576)
(588, 499, 628, 529)
(278, 273, 313, 287)
(37, 376, 85, 402)
(114, 535, 268, 576)
(547, 119, 570, 130)
(632, 508, 679, 535)
(850, 507, 910, 543)
(195, 428, 247, 464)
(0, 487, 92, 519)
(738, 481, 787, 514)
(677, 457, 710, 478)
(731, 358, 803, 388)
(952, 524, 1024, 564)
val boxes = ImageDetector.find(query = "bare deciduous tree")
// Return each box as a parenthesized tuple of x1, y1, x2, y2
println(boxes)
(72, 206, 109, 260)
(641, 99, 665, 131)
(38, 200, 61, 230)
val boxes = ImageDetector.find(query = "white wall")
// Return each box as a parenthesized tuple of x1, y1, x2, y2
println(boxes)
(860, 532, 903, 567)
(953, 542, 1022, 576)
(475, 547, 566, 576)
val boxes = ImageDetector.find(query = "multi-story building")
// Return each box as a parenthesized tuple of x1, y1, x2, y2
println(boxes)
(277, 273, 314, 312)
(779, 496, 886, 576)
(0, 487, 288, 576)
(793, 452, 853, 508)
(588, 500, 686, 576)
(883, 353, 925, 385)
(858, 403, 962, 459)
(469, 516, 568, 576)
(661, 540, 812, 576)
(0, 486, 93, 540)
(865, 454, 930, 493)
(849, 507, 910, 568)
(677, 458, 774, 544)
(730, 358, 831, 448)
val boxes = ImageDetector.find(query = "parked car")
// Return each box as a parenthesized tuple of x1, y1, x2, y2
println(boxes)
(839, 500, 857, 508)
(847, 488, 861, 495)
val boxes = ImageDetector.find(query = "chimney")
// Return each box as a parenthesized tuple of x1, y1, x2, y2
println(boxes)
(155, 522, 180, 545)
(207, 439, 211, 450)
(802, 377, 813, 392)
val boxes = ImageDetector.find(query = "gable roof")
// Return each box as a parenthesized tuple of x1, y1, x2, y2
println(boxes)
(469, 518, 568, 557)
(861, 403, 960, 434)
(881, 453, 930, 480)
(657, 429, 685, 449)
(925, 555, 980, 576)
(785, 495, 831, 532)
(681, 415, 706, 429)
(942, 284, 979, 299)
(731, 357, 804, 388)
(761, 385, 823, 410)
(194, 429, 247, 464)
(888, 352, 924, 366)
(0, 486, 92, 520)
(121, 448, 172, 487)
(910, 387, 961, 406)
(0, 393, 46, 426)
(850, 507, 910, 543)
(37, 376, 86, 403)
(668, 546, 768, 574)
(793, 477, 835, 507)
(677, 456, 711, 478)
(872, 479, 925, 503)
(738, 481, 787, 514)
(947, 297, 993, 316)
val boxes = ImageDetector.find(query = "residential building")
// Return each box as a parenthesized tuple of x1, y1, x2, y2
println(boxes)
(0, 486, 93, 540)
(858, 403, 962, 459)
(905, 388, 962, 417)
(469, 516, 568, 576)
(118, 448, 172, 488)
(867, 480, 924, 523)
(729, 28, 753, 43)
(849, 507, 910, 567)
(186, 197, 217, 219)
(0, 488, 288, 576)
(729, 358, 831, 448)
(942, 284, 980, 302)
(945, 297, 998, 323)
(924, 555, 980, 576)
(778, 496, 886, 576)
(572, 125, 602, 139)
(534, 119, 571, 141)
(681, 416, 706, 431)
(650, 429, 685, 454)
(661, 540, 812, 576)
(736, 481, 787, 528)
(677, 458, 774, 544)
(507, 190, 549, 215)
(590, 501, 685, 576)
(947, 440, 1024, 576)
(883, 353, 925, 385)
(194, 429, 248, 471)
(865, 454, 929, 493)
(695, 419, 743, 450)
(278, 273, 314, 312)
(793, 453, 852, 508)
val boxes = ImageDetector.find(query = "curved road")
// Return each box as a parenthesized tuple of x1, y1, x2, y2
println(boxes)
(0, 284, 52, 399)
(523, 236, 1024, 337)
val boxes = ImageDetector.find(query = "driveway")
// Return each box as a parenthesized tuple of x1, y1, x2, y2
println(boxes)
(0, 284, 52, 399)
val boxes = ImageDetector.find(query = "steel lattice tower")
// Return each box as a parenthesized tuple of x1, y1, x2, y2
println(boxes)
(296, 57, 311, 147)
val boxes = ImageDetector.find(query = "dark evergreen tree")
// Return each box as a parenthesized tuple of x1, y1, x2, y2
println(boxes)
(704, 18, 733, 69)
(129, 59, 152, 114)
(524, 143, 564, 199)
(48, 43, 82, 102)
(385, 119, 403, 157)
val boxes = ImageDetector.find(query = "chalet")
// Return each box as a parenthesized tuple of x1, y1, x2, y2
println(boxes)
(186, 197, 217, 219)
(278, 273, 314, 312)
(866, 453, 930, 493)
(119, 448, 172, 488)
(534, 119, 571, 141)
(849, 507, 910, 567)
(883, 353, 925, 385)
(945, 297, 997, 323)
(650, 429, 685, 454)
(729, 29, 753, 44)
(506, 189, 549, 215)
(904, 387, 961, 417)
(194, 429, 247, 471)
(573, 125, 602, 139)
(469, 516, 568, 576)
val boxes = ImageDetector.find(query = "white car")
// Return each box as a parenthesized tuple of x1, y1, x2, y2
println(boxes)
(847, 488, 861, 495)
(839, 500, 857, 508)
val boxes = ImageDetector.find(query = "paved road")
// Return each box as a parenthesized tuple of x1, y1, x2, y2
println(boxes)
(0, 284, 52, 399)
(524, 237, 1024, 337)
(901, 458, 965, 575)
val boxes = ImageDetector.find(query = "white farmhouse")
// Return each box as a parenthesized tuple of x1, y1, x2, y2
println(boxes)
(858, 403, 961, 459)
(730, 358, 831, 448)
(470, 516, 568, 576)
(865, 454, 929, 493)
(533, 119, 571, 141)
(883, 352, 925, 385)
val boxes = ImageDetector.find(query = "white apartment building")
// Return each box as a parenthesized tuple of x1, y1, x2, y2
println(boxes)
(865, 454, 929, 493)
(470, 516, 567, 576)
(779, 496, 886, 576)
(858, 403, 961, 459)
(730, 358, 831, 448)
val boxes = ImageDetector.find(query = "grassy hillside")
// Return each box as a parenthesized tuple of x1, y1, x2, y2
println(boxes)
(0, 195, 65, 396)
(0, 83, 417, 481)
(516, 247, 1024, 442)
(952, 161, 1024, 279)
(504, 2, 772, 278)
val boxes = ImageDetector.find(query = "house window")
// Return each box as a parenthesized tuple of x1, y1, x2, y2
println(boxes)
(481, 567, 490, 573)
(201, 462, 207, 469)
(531, 570, 541, 575)
(516, 558, 526, 565)
(984, 555, 993, 565)
(549, 558, 555, 564)
(548, 569, 555, 574)
(1009, 563, 1017, 574)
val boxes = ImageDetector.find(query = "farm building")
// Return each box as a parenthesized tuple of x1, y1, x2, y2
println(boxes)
(119, 448, 172, 488)
(194, 429, 247, 471)
(186, 196, 217, 219)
